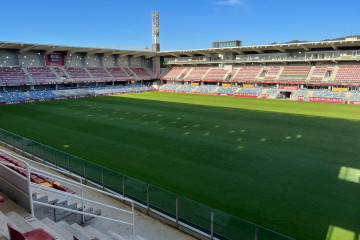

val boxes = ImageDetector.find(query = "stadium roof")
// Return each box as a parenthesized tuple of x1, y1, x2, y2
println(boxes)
(158, 39, 360, 57)
(1, 39, 360, 58)
(0, 41, 157, 58)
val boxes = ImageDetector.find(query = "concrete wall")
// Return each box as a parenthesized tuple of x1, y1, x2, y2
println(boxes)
(145, 58, 153, 70)
(0, 49, 19, 67)
(19, 50, 45, 67)
(116, 55, 129, 66)
(0, 164, 30, 212)
(130, 56, 142, 67)
(85, 54, 102, 67)
(65, 53, 85, 67)
(103, 55, 116, 67)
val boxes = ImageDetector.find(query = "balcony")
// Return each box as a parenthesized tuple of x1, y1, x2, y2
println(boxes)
(164, 50, 360, 65)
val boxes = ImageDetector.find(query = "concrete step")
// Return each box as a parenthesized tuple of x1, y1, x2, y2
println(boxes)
(71, 223, 95, 239)
(0, 211, 19, 239)
(0, 232, 7, 240)
(41, 217, 73, 240)
(107, 231, 129, 240)
(26, 216, 65, 240)
(84, 225, 113, 240)
(57, 221, 89, 240)
(5, 211, 34, 232)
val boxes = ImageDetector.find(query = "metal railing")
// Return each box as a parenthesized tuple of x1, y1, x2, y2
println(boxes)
(0, 156, 135, 235)
(0, 128, 296, 240)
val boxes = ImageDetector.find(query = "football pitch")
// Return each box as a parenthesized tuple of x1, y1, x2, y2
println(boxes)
(0, 92, 360, 240)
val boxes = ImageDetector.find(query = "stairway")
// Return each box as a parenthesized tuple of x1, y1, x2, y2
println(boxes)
(32, 191, 101, 225)
(0, 209, 141, 240)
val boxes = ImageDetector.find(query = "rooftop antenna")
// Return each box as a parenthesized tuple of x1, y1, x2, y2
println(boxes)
(152, 11, 160, 52)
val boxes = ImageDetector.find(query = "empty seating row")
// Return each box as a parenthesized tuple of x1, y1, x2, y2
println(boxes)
(0, 67, 32, 86)
(204, 68, 228, 80)
(312, 90, 346, 99)
(0, 67, 153, 86)
(264, 67, 282, 80)
(26, 67, 59, 84)
(0, 153, 75, 194)
(194, 85, 217, 93)
(310, 66, 328, 82)
(335, 66, 360, 83)
(163, 67, 185, 79)
(279, 66, 311, 82)
(185, 67, 210, 80)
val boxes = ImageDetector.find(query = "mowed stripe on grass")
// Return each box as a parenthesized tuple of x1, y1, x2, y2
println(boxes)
(0, 92, 359, 240)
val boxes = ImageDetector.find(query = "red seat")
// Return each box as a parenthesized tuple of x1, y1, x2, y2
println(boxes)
(7, 223, 56, 240)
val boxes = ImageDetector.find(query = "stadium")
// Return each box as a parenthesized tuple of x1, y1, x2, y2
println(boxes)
(0, 2, 360, 240)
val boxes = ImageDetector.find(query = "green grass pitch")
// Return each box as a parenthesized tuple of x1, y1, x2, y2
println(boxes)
(0, 92, 360, 240)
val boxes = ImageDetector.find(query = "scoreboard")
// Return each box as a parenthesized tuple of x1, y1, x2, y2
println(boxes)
(49, 54, 60, 62)
(46, 53, 64, 66)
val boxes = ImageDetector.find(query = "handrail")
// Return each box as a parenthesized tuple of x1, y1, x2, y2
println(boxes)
(0, 157, 135, 235)
(0, 156, 34, 217)
(1, 148, 133, 204)
(1, 149, 83, 183)
(32, 183, 134, 215)
(32, 201, 133, 227)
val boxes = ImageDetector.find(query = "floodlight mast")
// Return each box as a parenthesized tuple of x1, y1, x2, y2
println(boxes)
(152, 11, 160, 52)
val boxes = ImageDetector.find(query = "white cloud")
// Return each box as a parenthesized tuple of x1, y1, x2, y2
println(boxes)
(213, 0, 243, 6)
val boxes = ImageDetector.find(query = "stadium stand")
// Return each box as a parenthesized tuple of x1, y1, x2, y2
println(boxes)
(266, 87, 280, 98)
(131, 67, 152, 79)
(28, 90, 57, 100)
(7, 223, 56, 240)
(309, 66, 329, 82)
(203, 68, 229, 80)
(0, 152, 76, 193)
(194, 85, 217, 93)
(348, 91, 360, 103)
(63, 67, 92, 82)
(159, 83, 181, 91)
(0, 67, 32, 86)
(264, 67, 282, 80)
(176, 84, 197, 92)
(292, 88, 309, 98)
(312, 89, 345, 99)
(233, 67, 262, 81)
(216, 86, 239, 94)
(53, 67, 68, 79)
(163, 67, 184, 79)
(123, 67, 136, 78)
(184, 67, 209, 80)
(279, 66, 311, 82)
(86, 67, 112, 81)
(0, 91, 29, 102)
(236, 87, 263, 97)
(26, 67, 59, 85)
(335, 65, 360, 83)
(106, 67, 129, 80)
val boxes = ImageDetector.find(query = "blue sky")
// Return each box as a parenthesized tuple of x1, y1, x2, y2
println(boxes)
(0, 0, 359, 51)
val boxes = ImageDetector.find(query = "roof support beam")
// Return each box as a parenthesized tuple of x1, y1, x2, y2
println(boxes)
(68, 48, 84, 55)
(273, 46, 286, 53)
(230, 49, 243, 55)
(19, 45, 36, 54)
(132, 53, 147, 59)
(196, 51, 211, 57)
(253, 48, 263, 53)
(0, 43, 8, 48)
(330, 43, 338, 50)
(298, 44, 310, 51)
(145, 53, 157, 59)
